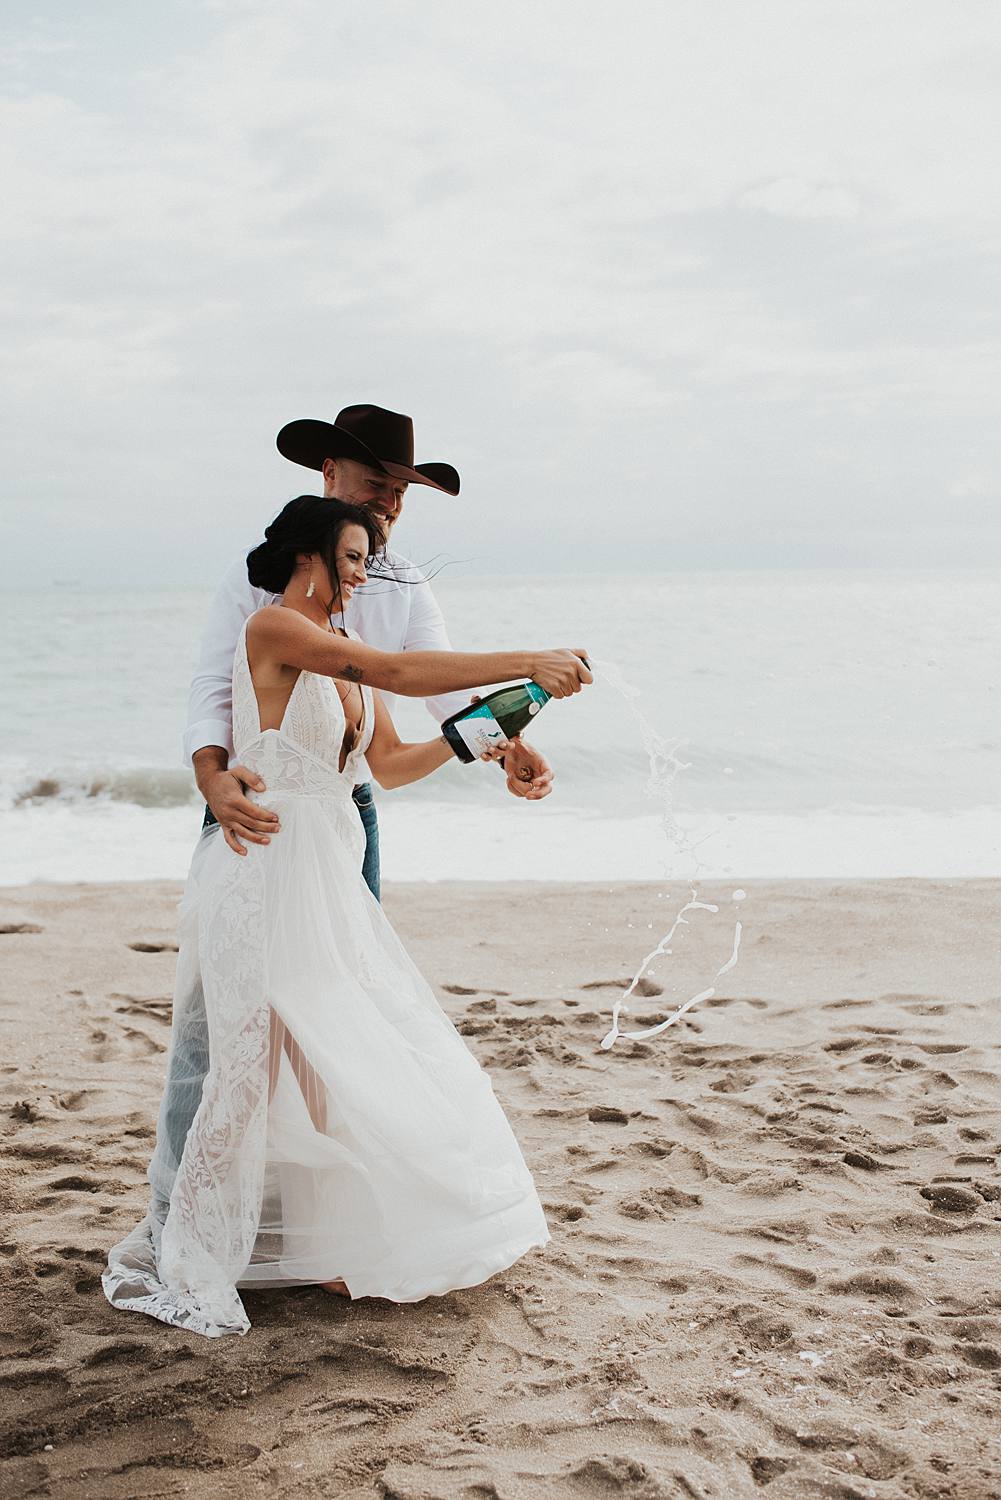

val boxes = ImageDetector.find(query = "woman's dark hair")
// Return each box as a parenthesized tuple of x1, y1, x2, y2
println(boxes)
(246, 496, 386, 606)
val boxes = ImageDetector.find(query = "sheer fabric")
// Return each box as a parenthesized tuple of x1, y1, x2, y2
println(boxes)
(104, 617, 549, 1336)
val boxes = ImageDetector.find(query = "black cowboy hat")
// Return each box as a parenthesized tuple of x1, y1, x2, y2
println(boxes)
(276, 404, 460, 495)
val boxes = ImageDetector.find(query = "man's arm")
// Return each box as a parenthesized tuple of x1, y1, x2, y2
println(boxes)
(185, 553, 280, 854)
(184, 552, 268, 766)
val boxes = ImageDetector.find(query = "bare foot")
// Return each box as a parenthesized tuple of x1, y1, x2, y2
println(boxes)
(320, 1279, 350, 1297)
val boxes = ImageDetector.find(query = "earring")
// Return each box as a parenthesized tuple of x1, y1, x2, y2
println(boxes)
(306, 573, 315, 599)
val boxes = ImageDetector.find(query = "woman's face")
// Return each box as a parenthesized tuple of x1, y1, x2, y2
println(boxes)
(333, 523, 369, 607)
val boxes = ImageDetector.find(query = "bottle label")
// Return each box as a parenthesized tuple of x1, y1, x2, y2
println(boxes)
(450, 703, 507, 759)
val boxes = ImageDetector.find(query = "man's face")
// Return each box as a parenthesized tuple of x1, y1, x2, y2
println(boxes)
(322, 458, 407, 529)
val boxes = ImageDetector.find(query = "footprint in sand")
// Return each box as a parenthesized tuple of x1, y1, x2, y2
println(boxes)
(544, 1201, 587, 1223)
(457, 1016, 498, 1037)
(733, 1252, 818, 1288)
(956, 1343, 1001, 1370)
(0, 923, 43, 934)
(127, 940, 179, 953)
(82, 1338, 156, 1367)
(582, 1156, 622, 1175)
(56, 1244, 109, 1266)
(47, 1173, 104, 1194)
(587, 1105, 630, 1124)
(708, 1071, 756, 1093)
(633, 1137, 675, 1158)
(704, 994, 767, 1009)
(828, 1270, 918, 1302)
(619, 1185, 702, 1218)
(54, 1089, 93, 1112)
(842, 1150, 885, 1171)
(919, 1183, 981, 1213)
(88, 1023, 165, 1062)
(885, 993, 950, 1014)
(112, 995, 173, 1026)
(482, 1043, 535, 1069)
(580, 976, 664, 997)
(660, 1100, 724, 1137)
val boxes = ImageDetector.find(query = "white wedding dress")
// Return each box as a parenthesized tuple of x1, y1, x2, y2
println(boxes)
(103, 616, 549, 1336)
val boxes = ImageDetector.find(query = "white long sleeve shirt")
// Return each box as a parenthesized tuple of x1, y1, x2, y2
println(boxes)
(183, 545, 470, 767)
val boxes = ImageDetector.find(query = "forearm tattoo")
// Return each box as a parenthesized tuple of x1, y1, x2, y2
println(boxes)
(340, 664, 364, 683)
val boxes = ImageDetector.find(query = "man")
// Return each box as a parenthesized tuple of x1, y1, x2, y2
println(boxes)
(187, 403, 554, 898)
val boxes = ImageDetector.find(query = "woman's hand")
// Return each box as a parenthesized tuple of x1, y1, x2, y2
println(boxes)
(530, 650, 592, 698)
(478, 739, 512, 765)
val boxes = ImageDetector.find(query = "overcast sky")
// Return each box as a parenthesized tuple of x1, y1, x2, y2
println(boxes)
(3, 0, 1000, 583)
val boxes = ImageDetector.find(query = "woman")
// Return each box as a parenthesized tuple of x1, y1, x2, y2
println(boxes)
(104, 496, 591, 1337)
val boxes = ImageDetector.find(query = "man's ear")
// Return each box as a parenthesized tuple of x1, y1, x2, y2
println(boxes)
(321, 457, 338, 491)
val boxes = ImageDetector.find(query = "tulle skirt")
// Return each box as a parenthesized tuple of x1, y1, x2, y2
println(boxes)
(104, 790, 549, 1337)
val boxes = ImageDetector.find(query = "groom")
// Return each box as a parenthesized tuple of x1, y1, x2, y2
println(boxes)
(187, 403, 554, 895)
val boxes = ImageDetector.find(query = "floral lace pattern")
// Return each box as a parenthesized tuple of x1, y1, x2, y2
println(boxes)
(232, 616, 374, 790)
(105, 616, 376, 1336)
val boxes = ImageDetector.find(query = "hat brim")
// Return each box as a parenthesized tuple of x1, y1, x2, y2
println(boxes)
(276, 419, 460, 495)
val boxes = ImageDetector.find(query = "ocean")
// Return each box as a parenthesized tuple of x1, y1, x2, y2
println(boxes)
(2, 570, 998, 885)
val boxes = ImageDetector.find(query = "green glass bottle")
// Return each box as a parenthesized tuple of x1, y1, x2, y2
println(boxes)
(441, 682, 551, 763)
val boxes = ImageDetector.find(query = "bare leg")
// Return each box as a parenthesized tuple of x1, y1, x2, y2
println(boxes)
(282, 1026, 329, 1135)
(268, 1010, 328, 1133)
(268, 1011, 348, 1297)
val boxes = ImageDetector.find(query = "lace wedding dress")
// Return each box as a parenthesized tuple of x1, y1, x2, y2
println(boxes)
(103, 616, 549, 1337)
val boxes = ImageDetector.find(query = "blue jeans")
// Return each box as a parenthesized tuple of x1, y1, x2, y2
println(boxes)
(352, 782, 380, 903)
(151, 784, 380, 1225)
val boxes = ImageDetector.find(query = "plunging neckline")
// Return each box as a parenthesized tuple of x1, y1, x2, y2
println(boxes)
(246, 618, 366, 777)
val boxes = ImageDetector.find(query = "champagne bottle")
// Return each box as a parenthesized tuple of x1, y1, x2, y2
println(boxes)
(441, 682, 551, 764)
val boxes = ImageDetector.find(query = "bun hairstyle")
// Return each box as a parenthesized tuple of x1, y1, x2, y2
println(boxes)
(246, 496, 386, 598)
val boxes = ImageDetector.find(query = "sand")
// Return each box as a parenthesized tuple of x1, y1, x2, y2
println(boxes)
(1, 877, 999, 1500)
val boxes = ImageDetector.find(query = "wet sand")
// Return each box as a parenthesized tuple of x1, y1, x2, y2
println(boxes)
(1, 878, 999, 1499)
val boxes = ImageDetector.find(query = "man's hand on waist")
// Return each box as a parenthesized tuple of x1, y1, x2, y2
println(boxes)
(193, 746, 279, 857)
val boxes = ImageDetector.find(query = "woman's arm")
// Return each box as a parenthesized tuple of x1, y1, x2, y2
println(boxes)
(364, 694, 508, 789)
(249, 608, 591, 699)
(364, 694, 456, 790)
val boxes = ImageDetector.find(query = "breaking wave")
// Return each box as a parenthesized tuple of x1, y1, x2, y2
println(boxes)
(7, 767, 199, 810)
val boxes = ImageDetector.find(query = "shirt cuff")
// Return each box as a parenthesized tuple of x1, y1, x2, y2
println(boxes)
(183, 719, 234, 769)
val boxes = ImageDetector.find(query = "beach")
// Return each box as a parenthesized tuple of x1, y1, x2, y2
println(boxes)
(2, 877, 999, 1499)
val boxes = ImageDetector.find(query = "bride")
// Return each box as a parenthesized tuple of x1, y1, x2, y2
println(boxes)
(104, 495, 591, 1337)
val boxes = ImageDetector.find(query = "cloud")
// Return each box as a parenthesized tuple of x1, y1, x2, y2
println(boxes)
(740, 177, 861, 221)
(1, 0, 1000, 579)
